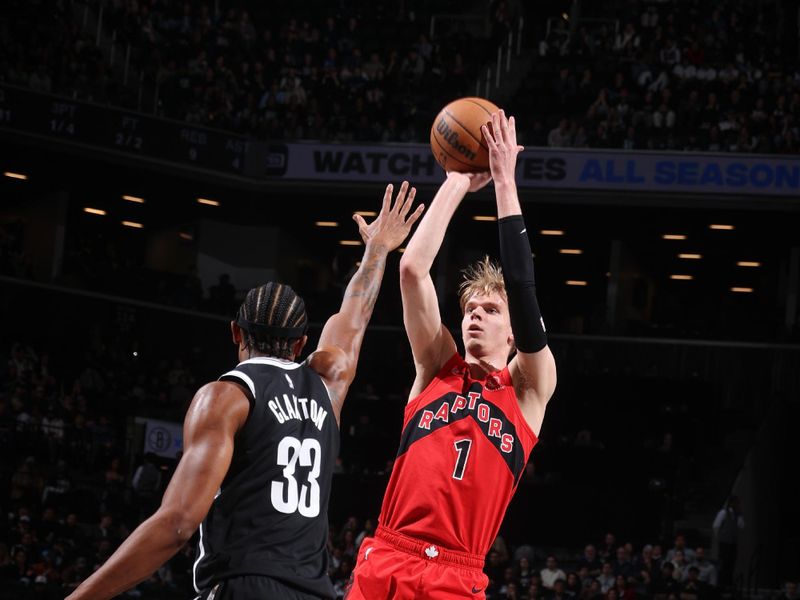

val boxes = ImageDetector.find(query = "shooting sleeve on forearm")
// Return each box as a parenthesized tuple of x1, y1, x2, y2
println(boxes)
(498, 215, 547, 353)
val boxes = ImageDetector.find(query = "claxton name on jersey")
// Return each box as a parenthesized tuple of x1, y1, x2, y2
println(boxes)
(268, 393, 328, 431)
(417, 391, 515, 453)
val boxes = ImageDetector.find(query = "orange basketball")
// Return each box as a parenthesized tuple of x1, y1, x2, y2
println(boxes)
(430, 97, 500, 172)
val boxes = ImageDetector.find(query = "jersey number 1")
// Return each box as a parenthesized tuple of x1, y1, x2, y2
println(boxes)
(452, 439, 472, 480)
(271, 436, 321, 517)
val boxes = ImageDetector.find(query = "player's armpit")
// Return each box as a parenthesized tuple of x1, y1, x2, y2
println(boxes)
(307, 344, 350, 422)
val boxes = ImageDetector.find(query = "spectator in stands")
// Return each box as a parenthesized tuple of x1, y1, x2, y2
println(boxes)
(487, 549, 508, 588)
(599, 534, 617, 562)
(635, 544, 660, 583)
(598, 563, 616, 594)
(669, 550, 690, 582)
(653, 561, 680, 600)
(666, 535, 696, 563)
(615, 574, 636, 600)
(579, 544, 602, 576)
(566, 572, 582, 597)
(713, 496, 744, 587)
(493, 535, 512, 564)
(551, 578, 569, 600)
(774, 582, 798, 600)
(612, 546, 635, 578)
(131, 453, 162, 517)
(548, 118, 574, 147)
(679, 566, 709, 600)
(542, 556, 567, 590)
(529, 581, 544, 600)
(690, 547, 716, 587)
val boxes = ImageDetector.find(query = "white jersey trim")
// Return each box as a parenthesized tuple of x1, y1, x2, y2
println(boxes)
(318, 375, 335, 408)
(220, 370, 256, 397)
(192, 521, 206, 593)
(238, 356, 303, 370)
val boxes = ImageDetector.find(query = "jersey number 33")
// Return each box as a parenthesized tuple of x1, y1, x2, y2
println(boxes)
(271, 436, 322, 518)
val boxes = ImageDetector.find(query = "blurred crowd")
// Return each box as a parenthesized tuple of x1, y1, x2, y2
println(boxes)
(523, 0, 800, 153)
(3, 0, 797, 153)
(0, 0, 464, 141)
(1, 0, 482, 142)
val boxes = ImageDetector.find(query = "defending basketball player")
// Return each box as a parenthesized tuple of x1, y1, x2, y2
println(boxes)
(346, 111, 557, 599)
(65, 182, 423, 600)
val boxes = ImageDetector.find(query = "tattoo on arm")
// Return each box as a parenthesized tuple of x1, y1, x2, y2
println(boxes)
(342, 245, 388, 315)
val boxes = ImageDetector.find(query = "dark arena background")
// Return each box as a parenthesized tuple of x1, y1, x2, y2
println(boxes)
(1, 0, 799, 598)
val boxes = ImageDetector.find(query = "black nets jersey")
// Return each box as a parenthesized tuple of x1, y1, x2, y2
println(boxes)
(193, 356, 339, 599)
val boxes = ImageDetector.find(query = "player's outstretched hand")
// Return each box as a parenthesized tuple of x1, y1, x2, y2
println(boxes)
(482, 110, 524, 187)
(353, 181, 424, 251)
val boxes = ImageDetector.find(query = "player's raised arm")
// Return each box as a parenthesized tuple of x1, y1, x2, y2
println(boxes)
(481, 111, 557, 435)
(399, 172, 490, 398)
(65, 382, 249, 600)
(308, 181, 423, 421)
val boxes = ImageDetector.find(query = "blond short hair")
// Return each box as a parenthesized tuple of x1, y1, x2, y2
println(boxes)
(458, 256, 507, 313)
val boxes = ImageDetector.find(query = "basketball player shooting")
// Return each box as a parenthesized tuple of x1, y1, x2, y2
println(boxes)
(65, 182, 423, 600)
(346, 111, 557, 599)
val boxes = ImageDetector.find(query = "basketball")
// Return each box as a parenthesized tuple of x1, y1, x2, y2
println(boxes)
(430, 97, 501, 172)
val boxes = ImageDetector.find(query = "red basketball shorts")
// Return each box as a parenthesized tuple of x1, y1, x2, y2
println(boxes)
(345, 526, 488, 600)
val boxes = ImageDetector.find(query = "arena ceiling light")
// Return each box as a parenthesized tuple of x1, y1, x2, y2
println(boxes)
(339, 240, 362, 246)
(710, 224, 734, 230)
(670, 274, 693, 280)
(122, 220, 144, 229)
(540, 229, 564, 236)
(472, 215, 497, 222)
(3, 171, 28, 180)
(678, 253, 702, 259)
(355, 210, 377, 217)
(83, 207, 107, 216)
(559, 248, 583, 255)
(122, 195, 145, 203)
(315, 221, 339, 227)
(565, 280, 587, 286)
(179, 232, 194, 241)
(662, 234, 687, 240)
(197, 198, 220, 207)
(731, 287, 754, 293)
(737, 261, 761, 267)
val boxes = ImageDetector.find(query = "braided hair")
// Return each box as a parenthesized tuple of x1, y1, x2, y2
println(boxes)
(236, 283, 308, 360)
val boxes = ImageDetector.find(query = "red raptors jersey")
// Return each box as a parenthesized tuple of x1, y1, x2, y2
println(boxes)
(378, 353, 538, 556)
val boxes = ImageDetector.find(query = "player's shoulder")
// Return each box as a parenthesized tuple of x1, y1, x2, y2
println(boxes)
(305, 345, 349, 382)
(186, 380, 251, 429)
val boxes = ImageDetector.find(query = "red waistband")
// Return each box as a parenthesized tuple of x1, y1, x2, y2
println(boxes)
(375, 525, 485, 571)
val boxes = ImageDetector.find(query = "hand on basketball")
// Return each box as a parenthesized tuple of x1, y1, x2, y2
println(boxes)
(481, 110, 524, 187)
(446, 171, 492, 193)
(353, 181, 425, 251)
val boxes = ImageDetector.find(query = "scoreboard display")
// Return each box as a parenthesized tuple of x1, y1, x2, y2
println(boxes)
(0, 84, 246, 174)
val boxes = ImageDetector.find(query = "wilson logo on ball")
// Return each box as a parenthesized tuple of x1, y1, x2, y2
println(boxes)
(435, 118, 477, 161)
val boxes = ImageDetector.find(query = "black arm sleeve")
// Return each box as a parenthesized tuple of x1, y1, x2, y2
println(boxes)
(498, 215, 547, 353)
